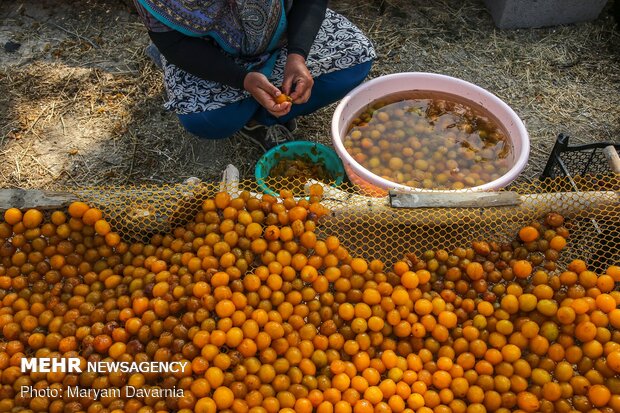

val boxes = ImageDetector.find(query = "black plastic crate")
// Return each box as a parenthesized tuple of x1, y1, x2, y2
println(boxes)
(541, 134, 620, 179)
(540, 134, 620, 272)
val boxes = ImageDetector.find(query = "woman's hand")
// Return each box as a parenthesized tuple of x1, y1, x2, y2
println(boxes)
(244, 72, 292, 117)
(282, 53, 313, 104)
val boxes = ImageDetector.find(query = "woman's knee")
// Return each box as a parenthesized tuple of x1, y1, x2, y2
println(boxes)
(353, 60, 373, 83)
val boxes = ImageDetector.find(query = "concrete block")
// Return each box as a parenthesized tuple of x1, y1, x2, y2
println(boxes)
(484, 0, 608, 29)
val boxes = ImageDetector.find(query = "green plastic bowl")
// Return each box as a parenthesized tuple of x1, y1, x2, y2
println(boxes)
(255, 141, 345, 196)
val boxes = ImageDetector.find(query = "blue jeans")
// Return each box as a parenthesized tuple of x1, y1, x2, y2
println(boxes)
(178, 60, 373, 139)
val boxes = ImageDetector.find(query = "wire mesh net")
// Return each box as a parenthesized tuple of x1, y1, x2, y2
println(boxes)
(70, 174, 620, 273)
(0, 174, 619, 412)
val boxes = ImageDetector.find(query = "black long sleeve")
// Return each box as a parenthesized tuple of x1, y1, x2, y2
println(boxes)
(287, 0, 328, 58)
(147, 0, 328, 89)
(149, 31, 249, 90)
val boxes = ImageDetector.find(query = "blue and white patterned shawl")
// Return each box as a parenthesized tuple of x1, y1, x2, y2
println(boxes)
(135, 0, 289, 56)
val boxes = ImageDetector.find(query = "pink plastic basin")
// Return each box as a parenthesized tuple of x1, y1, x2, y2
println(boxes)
(331, 73, 530, 195)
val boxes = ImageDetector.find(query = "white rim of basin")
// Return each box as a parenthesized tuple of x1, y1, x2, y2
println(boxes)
(331, 72, 530, 192)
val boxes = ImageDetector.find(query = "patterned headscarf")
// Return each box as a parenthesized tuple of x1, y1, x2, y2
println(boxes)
(136, 0, 288, 56)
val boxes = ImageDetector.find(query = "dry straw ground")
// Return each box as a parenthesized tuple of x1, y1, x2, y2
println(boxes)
(0, 0, 619, 188)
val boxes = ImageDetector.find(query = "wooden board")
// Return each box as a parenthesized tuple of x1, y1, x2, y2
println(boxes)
(301, 180, 619, 227)
(389, 191, 521, 208)
(603, 146, 620, 174)
(319, 185, 618, 227)
(0, 189, 77, 210)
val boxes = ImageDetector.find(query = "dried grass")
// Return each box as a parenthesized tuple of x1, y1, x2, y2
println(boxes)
(0, 0, 618, 188)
